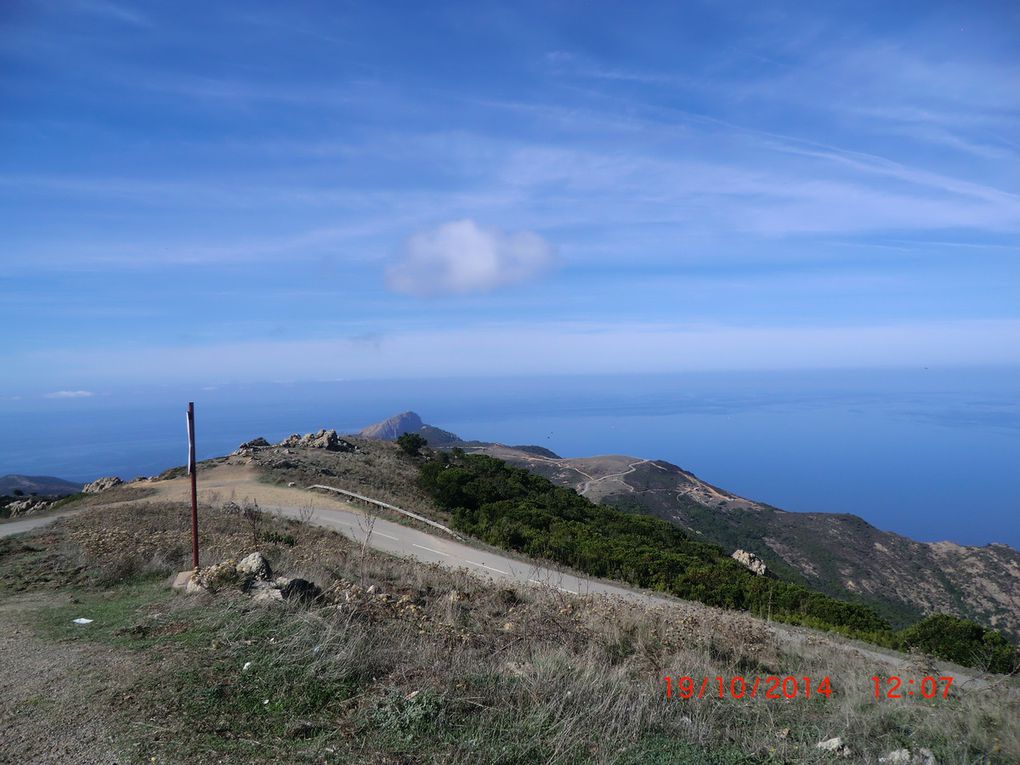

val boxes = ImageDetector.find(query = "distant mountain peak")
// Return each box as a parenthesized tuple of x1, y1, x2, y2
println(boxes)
(358, 411, 425, 440)
(0, 474, 82, 496)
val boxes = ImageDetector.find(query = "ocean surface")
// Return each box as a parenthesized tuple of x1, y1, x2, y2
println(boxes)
(2, 368, 1018, 548)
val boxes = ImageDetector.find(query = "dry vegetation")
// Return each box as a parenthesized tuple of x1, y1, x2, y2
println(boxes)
(1, 494, 1017, 765)
(239, 438, 447, 522)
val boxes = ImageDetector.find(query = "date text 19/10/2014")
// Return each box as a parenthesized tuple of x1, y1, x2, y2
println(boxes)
(662, 676, 954, 701)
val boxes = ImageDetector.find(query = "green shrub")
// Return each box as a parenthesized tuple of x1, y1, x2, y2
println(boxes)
(896, 614, 1017, 673)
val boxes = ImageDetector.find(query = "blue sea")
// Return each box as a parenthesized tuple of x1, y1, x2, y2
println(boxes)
(2, 368, 1018, 548)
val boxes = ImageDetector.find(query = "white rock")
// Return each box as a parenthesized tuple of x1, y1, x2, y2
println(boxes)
(731, 549, 768, 576)
(250, 580, 283, 603)
(82, 476, 123, 494)
(816, 737, 852, 757)
(236, 552, 272, 580)
(880, 750, 912, 764)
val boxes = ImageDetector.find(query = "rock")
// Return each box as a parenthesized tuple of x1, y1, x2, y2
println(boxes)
(171, 570, 195, 590)
(880, 752, 911, 765)
(731, 549, 768, 576)
(816, 738, 852, 758)
(880, 749, 937, 765)
(236, 552, 272, 581)
(280, 578, 322, 604)
(233, 437, 271, 455)
(276, 429, 355, 451)
(250, 580, 284, 603)
(6, 498, 49, 516)
(194, 559, 241, 592)
(82, 476, 123, 494)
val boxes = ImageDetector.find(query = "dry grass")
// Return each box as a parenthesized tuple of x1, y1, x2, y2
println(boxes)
(3, 498, 1018, 764)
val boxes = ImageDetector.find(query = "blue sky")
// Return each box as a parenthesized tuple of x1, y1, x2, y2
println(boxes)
(2, 0, 1020, 395)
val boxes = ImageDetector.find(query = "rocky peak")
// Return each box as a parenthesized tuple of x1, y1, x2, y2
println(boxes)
(359, 411, 425, 440)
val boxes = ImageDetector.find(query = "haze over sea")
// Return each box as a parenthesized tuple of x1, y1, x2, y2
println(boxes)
(2, 367, 1017, 550)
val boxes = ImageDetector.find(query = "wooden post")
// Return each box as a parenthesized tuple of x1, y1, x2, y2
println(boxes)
(187, 402, 199, 569)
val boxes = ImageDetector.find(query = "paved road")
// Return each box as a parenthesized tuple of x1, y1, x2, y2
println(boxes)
(0, 510, 83, 539)
(264, 501, 650, 600)
(2, 484, 1004, 691)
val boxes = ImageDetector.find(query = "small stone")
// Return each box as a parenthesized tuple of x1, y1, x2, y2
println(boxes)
(880, 751, 911, 765)
(816, 737, 852, 758)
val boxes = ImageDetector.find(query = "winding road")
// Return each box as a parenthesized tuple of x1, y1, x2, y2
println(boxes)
(1, 466, 1008, 691)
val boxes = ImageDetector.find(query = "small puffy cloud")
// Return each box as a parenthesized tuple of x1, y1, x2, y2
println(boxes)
(386, 219, 555, 297)
(44, 390, 94, 399)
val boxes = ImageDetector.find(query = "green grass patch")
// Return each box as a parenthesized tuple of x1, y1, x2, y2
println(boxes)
(34, 577, 212, 649)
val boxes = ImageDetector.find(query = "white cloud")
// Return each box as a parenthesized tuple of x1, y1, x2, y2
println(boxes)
(44, 390, 94, 399)
(386, 219, 555, 297)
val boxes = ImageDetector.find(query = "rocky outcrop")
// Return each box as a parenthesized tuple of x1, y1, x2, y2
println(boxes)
(276, 429, 356, 452)
(234, 437, 271, 455)
(82, 476, 123, 494)
(731, 549, 769, 577)
(5, 498, 50, 516)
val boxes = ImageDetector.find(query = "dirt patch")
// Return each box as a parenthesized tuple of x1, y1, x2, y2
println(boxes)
(0, 593, 139, 764)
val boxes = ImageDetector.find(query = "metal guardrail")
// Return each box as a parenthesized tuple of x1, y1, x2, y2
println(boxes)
(307, 484, 463, 540)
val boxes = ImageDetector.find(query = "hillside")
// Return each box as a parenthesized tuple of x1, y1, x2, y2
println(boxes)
(358, 413, 1020, 639)
(5, 481, 1017, 764)
(0, 474, 81, 496)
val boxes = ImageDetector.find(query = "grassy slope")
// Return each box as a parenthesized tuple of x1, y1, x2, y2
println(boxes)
(3, 498, 1018, 764)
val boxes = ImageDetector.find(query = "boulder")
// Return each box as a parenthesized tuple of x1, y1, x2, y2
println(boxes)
(233, 437, 271, 455)
(277, 434, 303, 448)
(194, 559, 241, 592)
(236, 552, 272, 581)
(281, 578, 322, 604)
(250, 580, 284, 603)
(82, 476, 123, 494)
(731, 549, 768, 576)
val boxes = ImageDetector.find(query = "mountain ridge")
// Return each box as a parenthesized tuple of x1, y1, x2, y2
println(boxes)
(357, 412, 1020, 638)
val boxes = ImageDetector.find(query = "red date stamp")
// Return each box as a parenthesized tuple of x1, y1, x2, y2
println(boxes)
(663, 675, 833, 700)
(870, 676, 954, 699)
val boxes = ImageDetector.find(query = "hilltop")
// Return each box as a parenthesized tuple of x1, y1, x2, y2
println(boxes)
(0, 474, 81, 496)
(358, 413, 1020, 639)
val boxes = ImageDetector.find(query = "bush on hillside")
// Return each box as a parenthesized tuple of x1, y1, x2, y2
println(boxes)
(897, 613, 1017, 674)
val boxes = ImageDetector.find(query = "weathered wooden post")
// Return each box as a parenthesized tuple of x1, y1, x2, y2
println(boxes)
(187, 401, 199, 568)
